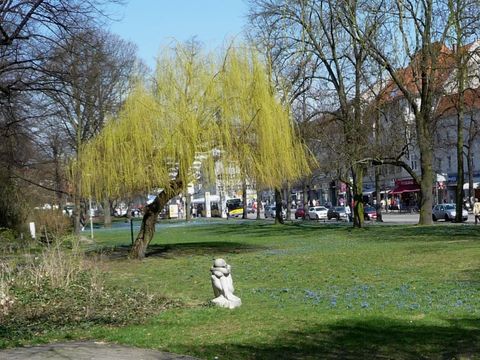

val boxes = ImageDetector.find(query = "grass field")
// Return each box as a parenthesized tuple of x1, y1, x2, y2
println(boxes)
(3, 220, 480, 359)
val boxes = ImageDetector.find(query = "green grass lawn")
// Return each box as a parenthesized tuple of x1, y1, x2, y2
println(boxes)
(6, 220, 480, 359)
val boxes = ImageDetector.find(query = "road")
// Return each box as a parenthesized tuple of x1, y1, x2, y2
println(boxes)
(248, 211, 478, 225)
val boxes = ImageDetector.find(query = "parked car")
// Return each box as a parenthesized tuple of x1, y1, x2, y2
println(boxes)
(432, 203, 468, 222)
(307, 206, 328, 220)
(264, 205, 286, 219)
(327, 206, 351, 221)
(363, 205, 377, 220)
(294, 207, 306, 219)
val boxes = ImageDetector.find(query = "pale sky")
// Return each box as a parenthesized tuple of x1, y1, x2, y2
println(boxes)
(109, 0, 249, 69)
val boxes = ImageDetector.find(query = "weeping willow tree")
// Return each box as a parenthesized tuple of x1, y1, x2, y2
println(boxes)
(76, 44, 309, 259)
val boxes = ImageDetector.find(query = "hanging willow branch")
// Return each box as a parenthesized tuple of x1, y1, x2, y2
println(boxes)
(76, 43, 311, 202)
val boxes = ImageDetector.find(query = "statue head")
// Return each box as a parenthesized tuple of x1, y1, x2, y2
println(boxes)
(213, 258, 227, 268)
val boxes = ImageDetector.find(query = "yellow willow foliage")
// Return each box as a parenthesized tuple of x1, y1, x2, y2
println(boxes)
(77, 45, 310, 199)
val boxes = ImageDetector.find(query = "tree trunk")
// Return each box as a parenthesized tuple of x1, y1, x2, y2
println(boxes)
(418, 136, 434, 225)
(375, 167, 383, 222)
(185, 193, 192, 221)
(256, 189, 262, 220)
(303, 181, 308, 208)
(274, 188, 284, 224)
(242, 179, 248, 219)
(455, 103, 465, 222)
(351, 165, 364, 228)
(286, 182, 292, 221)
(455, 46, 466, 222)
(130, 179, 182, 259)
(103, 197, 112, 228)
(467, 137, 474, 207)
(73, 194, 82, 234)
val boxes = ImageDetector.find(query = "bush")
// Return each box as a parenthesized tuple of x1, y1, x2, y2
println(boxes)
(0, 170, 31, 232)
(0, 227, 34, 254)
(0, 237, 173, 342)
(30, 209, 73, 242)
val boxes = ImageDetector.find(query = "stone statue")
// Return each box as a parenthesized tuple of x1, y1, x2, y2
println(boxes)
(210, 258, 241, 309)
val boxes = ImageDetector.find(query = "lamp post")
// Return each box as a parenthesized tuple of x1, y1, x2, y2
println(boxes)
(89, 197, 94, 239)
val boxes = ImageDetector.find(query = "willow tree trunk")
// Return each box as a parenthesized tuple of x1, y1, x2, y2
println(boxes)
(274, 188, 284, 224)
(130, 180, 182, 259)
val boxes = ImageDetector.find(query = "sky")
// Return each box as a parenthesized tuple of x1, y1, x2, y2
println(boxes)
(108, 0, 249, 69)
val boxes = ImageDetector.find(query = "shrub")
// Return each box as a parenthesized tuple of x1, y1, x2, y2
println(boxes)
(0, 237, 173, 342)
(30, 209, 73, 242)
(0, 227, 34, 254)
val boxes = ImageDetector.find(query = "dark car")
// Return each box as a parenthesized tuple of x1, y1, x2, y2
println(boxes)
(364, 205, 377, 220)
(294, 207, 306, 219)
(327, 206, 351, 221)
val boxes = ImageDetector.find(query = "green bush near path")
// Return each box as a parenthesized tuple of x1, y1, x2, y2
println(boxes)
(1, 221, 480, 359)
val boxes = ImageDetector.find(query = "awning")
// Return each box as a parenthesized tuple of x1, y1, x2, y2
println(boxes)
(463, 182, 480, 190)
(389, 183, 420, 194)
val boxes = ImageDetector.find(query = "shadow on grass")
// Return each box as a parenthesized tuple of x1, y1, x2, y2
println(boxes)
(89, 241, 265, 260)
(204, 221, 353, 239)
(187, 317, 480, 360)
(179, 220, 480, 243)
(358, 224, 480, 244)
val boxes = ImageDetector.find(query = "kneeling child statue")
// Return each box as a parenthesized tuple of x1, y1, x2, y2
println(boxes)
(210, 258, 241, 309)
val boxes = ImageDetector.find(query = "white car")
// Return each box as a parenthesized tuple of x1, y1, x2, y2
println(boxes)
(264, 205, 286, 219)
(432, 203, 468, 222)
(307, 206, 328, 220)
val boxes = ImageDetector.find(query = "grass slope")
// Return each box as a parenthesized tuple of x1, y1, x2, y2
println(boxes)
(6, 221, 480, 359)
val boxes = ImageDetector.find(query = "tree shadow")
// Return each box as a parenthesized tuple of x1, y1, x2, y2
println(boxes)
(88, 241, 265, 260)
(363, 225, 480, 243)
(184, 317, 480, 359)
(204, 221, 353, 239)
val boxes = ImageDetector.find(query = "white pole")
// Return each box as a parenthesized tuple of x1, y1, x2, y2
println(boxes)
(89, 197, 94, 239)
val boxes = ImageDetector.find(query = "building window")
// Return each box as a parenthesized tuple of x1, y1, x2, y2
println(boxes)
(447, 156, 452, 171)
(411, 154, 418, 170)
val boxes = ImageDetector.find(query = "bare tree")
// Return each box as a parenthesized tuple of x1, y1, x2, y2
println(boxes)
(445, 0, 480, 221)
(0, 0, 125, 229)
(348, 0, 461, 224)
(247, 0, 380, 227)
(43, 28, 137, 233)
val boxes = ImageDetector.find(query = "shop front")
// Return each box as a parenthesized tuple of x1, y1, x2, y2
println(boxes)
(389, 178, 420, 211)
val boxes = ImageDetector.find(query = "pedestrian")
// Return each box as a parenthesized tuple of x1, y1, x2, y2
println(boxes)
(474, 198, 480, 225)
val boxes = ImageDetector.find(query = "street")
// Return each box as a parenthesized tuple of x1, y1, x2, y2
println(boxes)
(247, 211, 478, 225)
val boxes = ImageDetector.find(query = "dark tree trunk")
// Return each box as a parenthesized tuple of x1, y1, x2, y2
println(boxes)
(256, 189, 261, 220)
(375, 167, 383, 222)
(274, 188, 284, 224)
(130, 179, 182, 259)
(185, 193, 192, 221)
(467, 136, 474, 208)
(286, 182, 292, 221)
(303, 181, 308, 208)
(351, 165, 364, 228)
(242, 179, 248, 219)
(73, 192, 82, 234)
